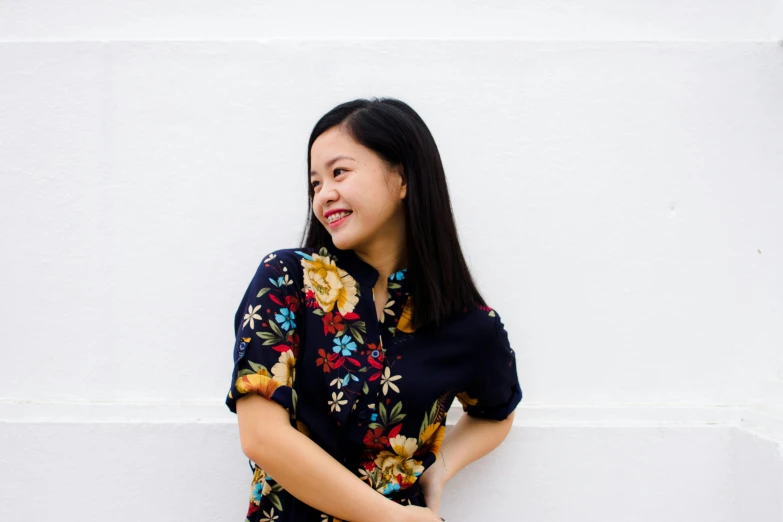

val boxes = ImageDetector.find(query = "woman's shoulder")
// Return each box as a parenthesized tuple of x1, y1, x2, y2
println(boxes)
(425, 303, 499, 338)
(466, 304, 503, 335)
(258, 246, 319, 264)
(246, 247, 319, 290)
(250, 246, 324, 275)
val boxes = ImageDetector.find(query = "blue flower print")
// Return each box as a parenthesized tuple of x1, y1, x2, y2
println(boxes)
(275, 307, 296, 331)
(341, 373, 359, 387)
(269, 275, 291, 288)
(389, 269, 406, 281)
(333, 335, 357, 356)
(251, 481, 264, 503)
(382, 482, 401, 496)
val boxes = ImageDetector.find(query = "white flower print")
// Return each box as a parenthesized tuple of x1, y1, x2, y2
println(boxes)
(259, 507, 279, 521)
(381, 367, 402, 395)
(263, 253, 277, 263)
(330, 377, 344, 389)
(378, 299, 395, 324)
(271, 350, 296, 387)
(243, 304, 262, 329)
(328, 391, 348, 412)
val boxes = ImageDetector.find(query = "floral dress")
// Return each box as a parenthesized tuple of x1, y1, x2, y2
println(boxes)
(225, 246, 523, 521)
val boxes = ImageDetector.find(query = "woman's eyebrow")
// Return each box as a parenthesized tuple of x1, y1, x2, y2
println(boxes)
(309, 155, 355, 176)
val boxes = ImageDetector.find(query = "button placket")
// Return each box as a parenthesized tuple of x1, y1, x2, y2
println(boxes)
(345, 268, 408, 446)
(345, 292, 387, 443)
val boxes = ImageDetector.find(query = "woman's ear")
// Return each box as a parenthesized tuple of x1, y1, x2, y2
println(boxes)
(398, 167, 407, 200)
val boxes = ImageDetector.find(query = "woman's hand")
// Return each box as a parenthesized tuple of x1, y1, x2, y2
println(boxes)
(417, 453, 448, 518)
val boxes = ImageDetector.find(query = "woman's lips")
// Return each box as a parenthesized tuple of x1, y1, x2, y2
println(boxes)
(327, 212, 352, 229)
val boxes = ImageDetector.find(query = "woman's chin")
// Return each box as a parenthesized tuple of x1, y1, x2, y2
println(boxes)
(330, 233, 357, 251)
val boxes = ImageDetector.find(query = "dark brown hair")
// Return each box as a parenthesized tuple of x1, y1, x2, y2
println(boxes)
(300, 97, 487, 331)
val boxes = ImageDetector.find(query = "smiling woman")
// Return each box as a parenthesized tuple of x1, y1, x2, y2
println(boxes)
(226, 98, 522, 522)
(308, 126, 407, 268)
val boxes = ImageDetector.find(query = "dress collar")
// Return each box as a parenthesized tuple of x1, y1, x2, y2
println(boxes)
(331, 247, 409, 292)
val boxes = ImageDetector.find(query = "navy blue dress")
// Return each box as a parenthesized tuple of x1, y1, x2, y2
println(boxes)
(226, 246, 523, 521)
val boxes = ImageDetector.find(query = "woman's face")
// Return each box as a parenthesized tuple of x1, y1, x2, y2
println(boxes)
(309, 125, 407, 252)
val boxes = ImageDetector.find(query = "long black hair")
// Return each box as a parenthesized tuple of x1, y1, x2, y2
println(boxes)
(300, 97, 487, 331)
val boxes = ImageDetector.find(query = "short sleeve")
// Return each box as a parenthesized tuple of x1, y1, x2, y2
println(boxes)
(456, 310, 523, 421)
(225, 250, 303, 415)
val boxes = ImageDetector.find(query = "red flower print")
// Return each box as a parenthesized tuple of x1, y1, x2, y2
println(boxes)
(316, 348, 338, 372)
(363, 427, 388, 450)
(387, 424, 402, 438)
(305, 289, 320, 308)
(323, 312, 346, 336)
(332, 355, 346, 369)
(367, 343, 384, 377)
(285, 294, 300, 313)
(268, 292, 284, 307)
(287, 332, 301, 357)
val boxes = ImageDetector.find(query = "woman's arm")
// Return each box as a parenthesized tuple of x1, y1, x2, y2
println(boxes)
(237, 394, 425, 522)
(418, 408, 516, 514)
(438, 410, 515, 484)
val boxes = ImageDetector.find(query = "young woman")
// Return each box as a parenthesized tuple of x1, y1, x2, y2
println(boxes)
(226, 97, 523, 522)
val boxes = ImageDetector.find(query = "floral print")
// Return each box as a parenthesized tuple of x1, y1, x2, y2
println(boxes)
(226, 246, 523, 521)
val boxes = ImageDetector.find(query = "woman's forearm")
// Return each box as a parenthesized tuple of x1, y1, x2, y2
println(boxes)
(439, 411, 515, 484)
(238, 395, 405, 522)
(245, 425, 407, 522)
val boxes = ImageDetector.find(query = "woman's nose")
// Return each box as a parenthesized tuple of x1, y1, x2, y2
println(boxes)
(315, 183, 339, 206)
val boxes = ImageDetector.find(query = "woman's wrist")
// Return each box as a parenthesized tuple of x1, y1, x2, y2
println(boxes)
(420, 450, 449, 487)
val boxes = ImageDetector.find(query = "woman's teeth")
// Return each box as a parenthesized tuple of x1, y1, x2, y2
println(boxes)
(327, 211, 352, 223)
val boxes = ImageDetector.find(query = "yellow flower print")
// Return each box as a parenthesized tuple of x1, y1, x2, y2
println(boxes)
(389, 434, 420, 462)
(396, 296, 415, 333)
(372, 434, 425, 493)
(418, 422, 446, 457)
(271, 350, 296, 387)
(456, 391, 478, 408)
(235, 370, 281, 400)
(249, 466, 272, 505)
(419, 422, 440, 445)
(301, 253, 359, 315)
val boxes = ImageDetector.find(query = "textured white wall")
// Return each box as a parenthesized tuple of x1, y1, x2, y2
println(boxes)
(1, 1, 782, 521)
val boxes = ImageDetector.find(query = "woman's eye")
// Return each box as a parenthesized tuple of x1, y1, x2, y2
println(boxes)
(311, 169, 344, 190)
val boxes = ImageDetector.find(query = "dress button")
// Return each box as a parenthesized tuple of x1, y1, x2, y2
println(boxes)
(371, 350, 380, 358)
(358, 410, 368, 419)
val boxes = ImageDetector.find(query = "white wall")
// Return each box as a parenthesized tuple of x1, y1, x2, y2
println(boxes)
(1, 1, 782, 521)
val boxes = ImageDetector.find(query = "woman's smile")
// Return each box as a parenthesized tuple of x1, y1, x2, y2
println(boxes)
(327, 211, 353, 229)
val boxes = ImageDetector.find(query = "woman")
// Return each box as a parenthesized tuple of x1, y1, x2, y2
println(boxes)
(226, 97, 523, 522)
